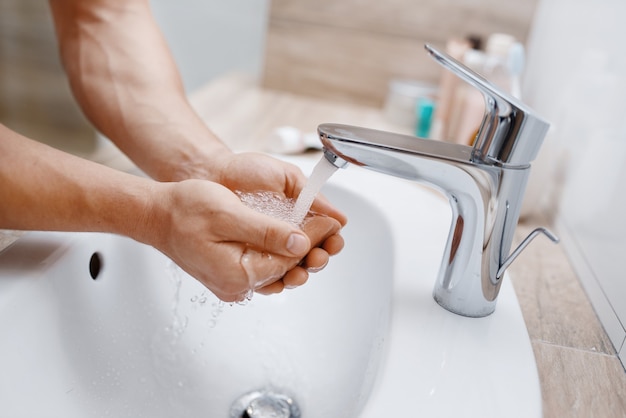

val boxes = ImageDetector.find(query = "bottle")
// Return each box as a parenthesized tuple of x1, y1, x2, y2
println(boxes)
(415, 96, 436, 138)
(483, 33, 517, 92)
(507, 42, 526, 99)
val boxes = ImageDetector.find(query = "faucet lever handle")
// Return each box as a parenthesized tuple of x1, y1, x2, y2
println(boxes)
(496, 227, 559, 279)
(425, 44, 550, 167)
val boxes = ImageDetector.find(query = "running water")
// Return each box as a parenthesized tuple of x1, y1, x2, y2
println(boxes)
(237, 155, 339, 226)
(234, 155, 339, 296)
(237, 191, 300, 225)
(291, 156, 339, 224)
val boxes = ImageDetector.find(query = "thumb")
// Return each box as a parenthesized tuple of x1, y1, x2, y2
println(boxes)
(229, 206, 311, 258)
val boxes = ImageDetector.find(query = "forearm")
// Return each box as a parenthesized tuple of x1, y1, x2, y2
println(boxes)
(48, 0, 231, 182)
(0, 124, 155, 241)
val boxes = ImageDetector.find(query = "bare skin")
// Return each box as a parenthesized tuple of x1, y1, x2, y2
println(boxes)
(0, 0, 346, 302)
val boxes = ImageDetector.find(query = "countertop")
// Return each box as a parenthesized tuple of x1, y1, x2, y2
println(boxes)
(2, 73, 625, 416)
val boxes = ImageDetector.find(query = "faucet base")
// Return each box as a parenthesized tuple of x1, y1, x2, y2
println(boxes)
(433, 290, 496, 318)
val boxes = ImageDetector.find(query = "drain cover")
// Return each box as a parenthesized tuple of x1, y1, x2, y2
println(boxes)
(230, 390, 301, 418)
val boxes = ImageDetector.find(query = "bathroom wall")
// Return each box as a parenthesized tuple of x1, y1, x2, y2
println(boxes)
(262, 0, 538, 107)
(522, 0, 626, 366)
(150, 0, 270, 92)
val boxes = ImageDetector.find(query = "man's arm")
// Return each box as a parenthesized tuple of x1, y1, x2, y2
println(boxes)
(0, 123, 154, 236)
(48, 0, 230, 182)
(0, 123, 338, 301)
(45, 0, 347, 296)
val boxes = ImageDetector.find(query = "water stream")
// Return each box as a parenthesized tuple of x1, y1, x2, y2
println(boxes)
(237, 155, 339, 227)
(291, 156, 339, 224)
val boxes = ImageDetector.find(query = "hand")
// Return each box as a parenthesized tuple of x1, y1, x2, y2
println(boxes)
(214, 152, 347, 225)
(210, 152, 348, 294)
(255, 215, 345, 296)
(145, 179, 342, 302)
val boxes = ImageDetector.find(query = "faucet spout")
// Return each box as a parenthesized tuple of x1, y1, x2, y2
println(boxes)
(319, 124, 553, 317)
(319, 124, 507, 316)
(316, 45, 557, 317)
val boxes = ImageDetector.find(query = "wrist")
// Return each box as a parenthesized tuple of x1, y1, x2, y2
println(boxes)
(124, 116, 234, 183)
(165, 137, 233, 183)
(126, 180, 172, 251)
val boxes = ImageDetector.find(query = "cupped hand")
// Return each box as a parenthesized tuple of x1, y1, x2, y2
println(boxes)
(215, 152, 347, 226)
(145, 179, 342, 302)
(212, 152, 347, 291)
(255, 214, 345, 296)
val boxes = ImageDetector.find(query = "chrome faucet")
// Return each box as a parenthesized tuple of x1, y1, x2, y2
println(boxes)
(319, 44, 558, 317)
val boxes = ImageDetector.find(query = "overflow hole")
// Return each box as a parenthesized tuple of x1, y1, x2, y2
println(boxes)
(89, 252, 103, 280)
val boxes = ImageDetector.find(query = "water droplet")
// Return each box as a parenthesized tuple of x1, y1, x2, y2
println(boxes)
(235, 289, 254, 306)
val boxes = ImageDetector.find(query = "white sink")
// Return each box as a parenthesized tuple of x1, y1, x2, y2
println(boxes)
(0, 153, 541, 417)
(0, 181, 392, 417)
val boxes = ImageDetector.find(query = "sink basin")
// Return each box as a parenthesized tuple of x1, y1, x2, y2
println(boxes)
(289, 155, 542, 418)
(0, 153, 541, 417)
(0, 182, 393, 417)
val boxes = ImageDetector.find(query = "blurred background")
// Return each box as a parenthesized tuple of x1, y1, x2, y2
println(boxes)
(0, 0, 537, 153)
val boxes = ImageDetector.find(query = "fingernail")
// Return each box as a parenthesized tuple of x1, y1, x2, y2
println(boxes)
(307, 257, 329, 273)
(287, 233, 308, 255)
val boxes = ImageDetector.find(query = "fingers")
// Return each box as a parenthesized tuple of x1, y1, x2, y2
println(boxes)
(207, 199, 343, 299)
(163, 179, 346, 301)
(220, 199, 342, 262)
(301, 247, 328, 272)
(301, 215, 342, 247)
(254, 277, 285, 295)
(219, 204, 312, 258)
(283, 267, 310, 288)
(216, 230, 342, 301)
(256, 266, 310, 295)
(251, 220, 343, 297)
(322, 233, 345, 256)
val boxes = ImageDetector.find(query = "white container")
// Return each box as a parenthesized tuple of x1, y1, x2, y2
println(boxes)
(383, 79, 437, 129)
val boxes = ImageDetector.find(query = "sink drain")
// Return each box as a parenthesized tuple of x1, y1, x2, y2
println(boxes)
(230, 390, 301, 418)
